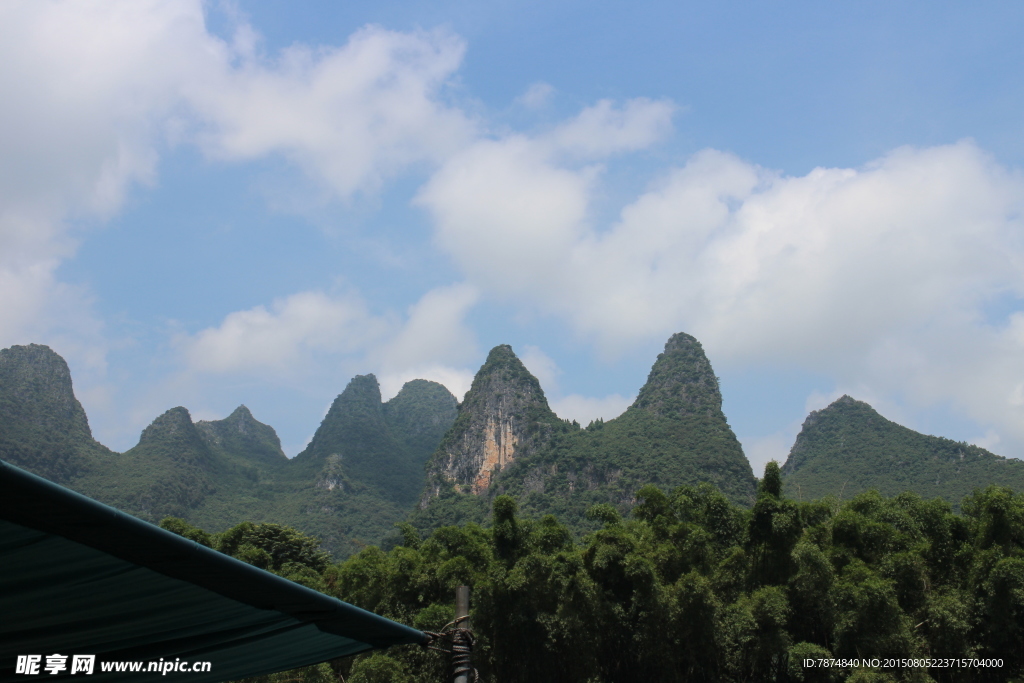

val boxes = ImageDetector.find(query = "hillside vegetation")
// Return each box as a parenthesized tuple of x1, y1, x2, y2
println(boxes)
(782, 396, 1024, 508)
(411, 334, 757, 539)
(166, 468, 1024, 683)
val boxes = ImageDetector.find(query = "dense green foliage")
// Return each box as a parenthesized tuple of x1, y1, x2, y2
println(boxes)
(178, 475, 1024, 683)
(0, 344, 115, 484)
(160, 517, 333, 592)
(782, 396, 1024, 508)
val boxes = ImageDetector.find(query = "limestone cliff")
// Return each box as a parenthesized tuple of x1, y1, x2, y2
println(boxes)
(423, 345, 562, 501)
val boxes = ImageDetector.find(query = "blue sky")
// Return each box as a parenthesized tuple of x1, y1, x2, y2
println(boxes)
(2, 1, 1024, 475)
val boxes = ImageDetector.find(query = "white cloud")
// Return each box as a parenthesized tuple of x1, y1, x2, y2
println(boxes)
(0, 0, 210, 352)
(739, 433, 792, 480)
(374, 283, 479, 371)
(181, 290, 388, 375)
(0, 1, 475, 358)
(547, 98, 675, 159)
(418, 135, 593, 294)
(178, 283, 480, 405)
(374, 283, 480, 401)
(378, 365, 475, 404)
(187, 24, 475, 197)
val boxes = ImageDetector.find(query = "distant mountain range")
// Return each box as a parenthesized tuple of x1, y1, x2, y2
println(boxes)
(0, 343, 457, 557)
(2, 337, 1020, 557)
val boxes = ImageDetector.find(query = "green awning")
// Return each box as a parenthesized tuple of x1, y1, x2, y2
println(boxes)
(1, 460, 426, 682)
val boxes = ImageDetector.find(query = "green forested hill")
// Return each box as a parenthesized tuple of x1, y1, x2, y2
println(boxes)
(781, 395, 1024, 506)
(409, 333, 757, 538)
(195, 405, 290, 470)
(0, 344, 457, 558)
(0, 343, 115, 484)
(271, 374, 459, 556)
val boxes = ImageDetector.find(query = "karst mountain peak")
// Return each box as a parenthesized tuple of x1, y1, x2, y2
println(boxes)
(630, 332, 725, 420)
(423, 343, 560, 501)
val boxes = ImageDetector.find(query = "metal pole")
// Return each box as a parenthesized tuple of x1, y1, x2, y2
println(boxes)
(453, 586, 471, 683)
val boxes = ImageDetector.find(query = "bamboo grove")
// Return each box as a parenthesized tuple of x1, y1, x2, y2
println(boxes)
(165, 463, 1024, 682)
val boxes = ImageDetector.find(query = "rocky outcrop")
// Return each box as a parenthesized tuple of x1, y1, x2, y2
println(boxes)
(423, 345, 562, 500)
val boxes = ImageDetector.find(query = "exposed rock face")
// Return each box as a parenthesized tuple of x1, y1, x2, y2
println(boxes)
(423, 345, 561, 500)
(632, 332, 723, 419)
(0, 343, 110, 483)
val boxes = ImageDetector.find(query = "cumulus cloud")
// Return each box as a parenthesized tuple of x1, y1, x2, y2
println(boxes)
(0, 1, 474, 355)
(378, 365, 476, 404)
(0, 0, 206, 350)
(547, 98, 675, 159)
(181, 290, 388, 375)
(179, 282, 480, 405)
(419, 135, 594, 298)
(187, 24, 474, 197)
(374, 283, 479, 370)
